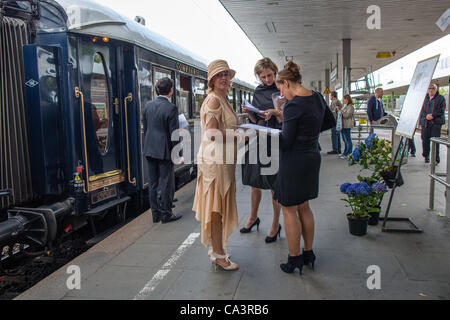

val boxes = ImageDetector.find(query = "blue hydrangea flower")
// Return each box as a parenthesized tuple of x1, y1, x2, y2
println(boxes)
(372, 182, 387, 193)
(340, 183, 352, 193)
(352, 147, 361, 162)
(346, 184, 357, 195)
(355, 182, 371, 195)
(365, 133, 376, 149)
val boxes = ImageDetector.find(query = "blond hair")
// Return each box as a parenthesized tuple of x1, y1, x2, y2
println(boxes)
(254, 57, 278, 77)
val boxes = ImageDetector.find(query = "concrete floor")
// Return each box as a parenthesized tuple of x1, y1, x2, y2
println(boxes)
(16, 132, 450, 300)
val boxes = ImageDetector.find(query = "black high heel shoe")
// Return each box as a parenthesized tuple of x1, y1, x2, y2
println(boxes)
(280, 254, 304, 275)
(265, 225, 281, 243)
(303, 250, 316, 270)
(240, 217, 260, 233)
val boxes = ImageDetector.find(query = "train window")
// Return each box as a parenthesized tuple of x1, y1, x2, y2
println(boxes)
(138, 59, 152, 108)
(228, 89, 235, 110)
(176, 73, 191, 119)
(91, 52, 110, 154)
(153, 67, 174, 102)
(194, 78, 206, 118)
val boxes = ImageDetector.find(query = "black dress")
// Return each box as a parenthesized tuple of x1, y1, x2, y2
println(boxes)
(241, 83, 280, 190)
(273, 93, 324, 206)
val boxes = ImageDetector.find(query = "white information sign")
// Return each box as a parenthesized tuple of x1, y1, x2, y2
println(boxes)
(395, 55, 440, 139)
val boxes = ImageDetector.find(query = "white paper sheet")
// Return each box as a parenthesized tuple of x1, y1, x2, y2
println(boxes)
(243, 99, 263, 114)
(178, 113, 189, 129)
(240, 123, 281, 136)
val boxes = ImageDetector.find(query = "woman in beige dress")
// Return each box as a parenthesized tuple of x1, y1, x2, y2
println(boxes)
(192, 60, 241, 271)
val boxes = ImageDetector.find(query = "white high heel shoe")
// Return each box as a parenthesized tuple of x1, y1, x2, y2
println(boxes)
(209, 252, 239, 271)
(208, 246, 231, 258)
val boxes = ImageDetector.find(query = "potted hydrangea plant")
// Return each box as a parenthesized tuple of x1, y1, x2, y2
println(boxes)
(349, 133, 402, 189)
(339, 181, 387, 235)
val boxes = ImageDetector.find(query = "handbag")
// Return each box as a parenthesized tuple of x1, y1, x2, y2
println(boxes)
(336, 111, 342, 131)
(315, 91, 336, 132)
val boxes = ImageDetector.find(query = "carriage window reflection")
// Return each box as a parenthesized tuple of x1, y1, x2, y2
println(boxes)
(91, 52, 110, 154)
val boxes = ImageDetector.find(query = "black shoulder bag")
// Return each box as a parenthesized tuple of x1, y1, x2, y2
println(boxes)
(315, 91, 336, 132)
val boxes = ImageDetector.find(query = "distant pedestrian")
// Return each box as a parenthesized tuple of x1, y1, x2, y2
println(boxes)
(340, 95, 355, 159)
(143, 77, 182, 224)
(367, 88, 385, 126)
(419, 83, 446, 163)
(327, 91, 342, 154)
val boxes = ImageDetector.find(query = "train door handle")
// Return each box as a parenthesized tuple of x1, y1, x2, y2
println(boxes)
(74, 87, 89, 193)
(124, 93, 136, 186)
(113, 98, 119, 115)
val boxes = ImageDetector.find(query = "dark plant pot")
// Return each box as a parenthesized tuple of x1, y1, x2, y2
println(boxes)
(347, 213, 369, 236)
(380, 166, 404, 188)
(368, 211, 380, 226)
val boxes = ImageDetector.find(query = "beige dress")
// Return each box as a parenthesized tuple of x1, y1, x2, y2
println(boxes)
(192, 92, 239, 248)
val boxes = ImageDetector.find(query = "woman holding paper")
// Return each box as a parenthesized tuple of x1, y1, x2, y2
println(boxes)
(240, 57, 283, 243)
(274, 61, 324, 274)
(193, 59, 243, 271)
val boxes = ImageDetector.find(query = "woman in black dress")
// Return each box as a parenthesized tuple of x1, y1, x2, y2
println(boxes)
(240, 57, 283, 243)
(274, 61, 324, 274)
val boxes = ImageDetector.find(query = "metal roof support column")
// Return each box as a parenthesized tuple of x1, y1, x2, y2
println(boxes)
(342, 39, 351, 95)
(318, 80, 322, 94)
(325, 68, 330, 104)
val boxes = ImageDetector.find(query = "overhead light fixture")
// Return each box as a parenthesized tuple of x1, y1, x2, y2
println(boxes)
(304, 24, 313, 27)
(376, 51, 392, 58)
(265, 22, 277, 33)
(266, 1, 279, 5)
(280, 41, 288, 44)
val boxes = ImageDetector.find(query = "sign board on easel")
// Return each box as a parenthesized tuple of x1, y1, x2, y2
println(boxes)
(395, 55, 440, 139)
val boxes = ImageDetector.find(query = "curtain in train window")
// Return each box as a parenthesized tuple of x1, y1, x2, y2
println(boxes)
(228, 88, 235, 111)
(138, 59, 152, 108)
(194, 78, 206, 118)
(175, 73, 191, 118)
(91, 52, 110, 154)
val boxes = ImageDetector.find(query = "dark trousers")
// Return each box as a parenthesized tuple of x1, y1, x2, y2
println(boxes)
(408, 138, 416, 155)
(421, 125, 441, 161)
(341, 128, 353, 156)
(147, 156, 174, 219)
(331, 127, 341, 153)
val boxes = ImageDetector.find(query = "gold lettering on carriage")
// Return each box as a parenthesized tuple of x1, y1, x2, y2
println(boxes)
(176, 62, 199, 75)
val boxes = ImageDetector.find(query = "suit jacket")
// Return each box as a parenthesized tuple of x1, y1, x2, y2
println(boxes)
(143, 96, 179, 161)
(367, 95, 384, 122)
(330, 99, 342, 120)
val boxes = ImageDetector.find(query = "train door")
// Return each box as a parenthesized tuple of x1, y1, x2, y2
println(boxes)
(77, 38, 125, 202)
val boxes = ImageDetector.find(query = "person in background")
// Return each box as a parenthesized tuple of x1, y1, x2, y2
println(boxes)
(339, 94, 355, 159)
(273, 61, 324, 275)
(367, 88, 385, 126)
(327, 91, 342, 155)
(241, 57, 283, 243)
(419, 83, 447, 164)
(143, 77, 182, 224)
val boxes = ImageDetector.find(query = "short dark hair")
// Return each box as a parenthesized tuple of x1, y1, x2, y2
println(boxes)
(155, 77, 173, 95)
(330, 91, 337, 98)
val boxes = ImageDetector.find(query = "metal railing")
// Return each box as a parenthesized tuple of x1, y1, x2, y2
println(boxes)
(428, 137, 450, 216)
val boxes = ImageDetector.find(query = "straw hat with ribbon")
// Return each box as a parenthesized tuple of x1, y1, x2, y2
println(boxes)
(207, 59, 236, 89)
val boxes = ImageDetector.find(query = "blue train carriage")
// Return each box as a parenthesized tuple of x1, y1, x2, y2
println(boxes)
(0, 0, 254, 260)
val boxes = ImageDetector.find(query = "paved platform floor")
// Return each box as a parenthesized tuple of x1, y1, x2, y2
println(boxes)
(16, 132, 450, 300)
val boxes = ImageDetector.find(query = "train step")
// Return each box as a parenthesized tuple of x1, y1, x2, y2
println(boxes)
(86, 196, 131, 216)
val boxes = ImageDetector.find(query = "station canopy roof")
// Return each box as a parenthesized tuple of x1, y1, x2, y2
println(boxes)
(219, 0, 449, 90)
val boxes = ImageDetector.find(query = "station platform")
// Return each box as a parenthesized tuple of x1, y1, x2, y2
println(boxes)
(16, 132, 450, 300)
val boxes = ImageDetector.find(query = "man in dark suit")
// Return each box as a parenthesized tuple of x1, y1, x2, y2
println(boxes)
(143, 77, 182, 224)
(367, 88, 385, 126)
